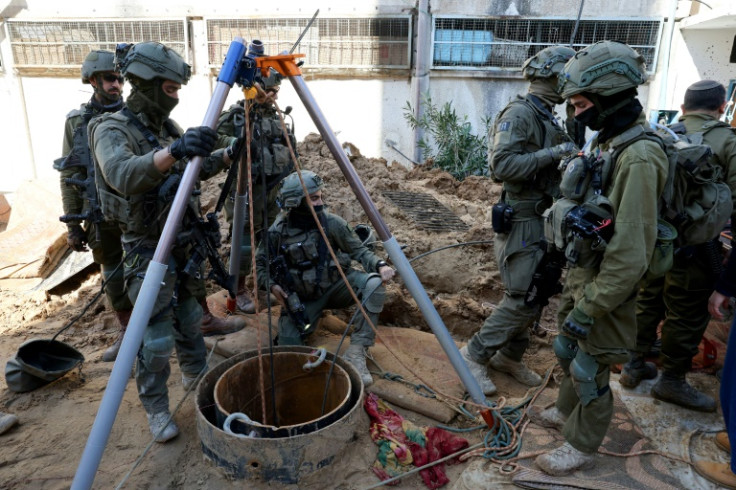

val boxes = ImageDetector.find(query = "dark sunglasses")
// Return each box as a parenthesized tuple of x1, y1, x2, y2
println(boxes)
(101, 74, 124, 84)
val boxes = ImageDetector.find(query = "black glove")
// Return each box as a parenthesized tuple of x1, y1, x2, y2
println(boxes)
(169, 126, 217, 160)
(561, 306, 594, 341)
(67, 225, 88, 252)
(547, 142, 578, 162)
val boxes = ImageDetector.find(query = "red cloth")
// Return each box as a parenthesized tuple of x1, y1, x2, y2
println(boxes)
(364, 393, 468, 489)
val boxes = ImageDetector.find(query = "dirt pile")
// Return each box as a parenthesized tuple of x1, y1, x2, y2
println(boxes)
(0, 134, 559, 489)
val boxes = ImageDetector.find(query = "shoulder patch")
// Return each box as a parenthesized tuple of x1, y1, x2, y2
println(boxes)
(498, 121, 512, 132)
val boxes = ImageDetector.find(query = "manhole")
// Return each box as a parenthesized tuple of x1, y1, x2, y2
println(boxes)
(383, 191, 469, 232)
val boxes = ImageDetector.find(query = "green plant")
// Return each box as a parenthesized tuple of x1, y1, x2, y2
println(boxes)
(403, 94, 491, 180)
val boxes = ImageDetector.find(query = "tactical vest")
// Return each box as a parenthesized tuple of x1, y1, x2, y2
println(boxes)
(89, 109, 192, 240)
(491, 95, 570, 201)
(269, 215, 352, 301)
(219, 102, 296, 188)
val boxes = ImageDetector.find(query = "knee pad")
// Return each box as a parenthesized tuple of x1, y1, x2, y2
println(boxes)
(141, 333, 175, 373)
(570, 350, 606, 406)
(362, 275, 385, 314)
(553, 334, 578, 374)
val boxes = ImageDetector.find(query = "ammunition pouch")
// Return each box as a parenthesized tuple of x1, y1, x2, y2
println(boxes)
(645, 219, 678, 279)
(491, 201, 514, 234)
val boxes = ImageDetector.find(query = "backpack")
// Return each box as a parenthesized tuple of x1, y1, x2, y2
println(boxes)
(611, 122, 732, 247)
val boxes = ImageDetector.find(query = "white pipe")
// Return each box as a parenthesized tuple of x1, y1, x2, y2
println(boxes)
(411, 0, 431, 164)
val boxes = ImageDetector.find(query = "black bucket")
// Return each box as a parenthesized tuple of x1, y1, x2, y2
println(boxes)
(5, 339, 84, 393)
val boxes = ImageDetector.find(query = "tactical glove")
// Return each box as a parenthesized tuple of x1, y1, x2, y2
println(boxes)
(547, 142, 578, 162)
(561, 306, 594, 341)
(67, 225, 88, 252)
(169, 126, 217, 160)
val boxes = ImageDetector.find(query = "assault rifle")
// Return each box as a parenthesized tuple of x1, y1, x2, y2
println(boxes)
(525, 239, 565, 308)
(269, 255, 312, 338)
(55, 117, 105, 234)
(182, 208, 235, 298)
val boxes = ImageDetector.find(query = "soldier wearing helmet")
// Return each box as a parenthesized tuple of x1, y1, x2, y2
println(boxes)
(89, 41, 243, 443)
(255, 170, 395, 387)
(626, 80, 736, 415)
(55, 50, 131, 363)
(461, 45, 577, 397)
(216, 67, 297, 314)
(531, 41, 668, 476)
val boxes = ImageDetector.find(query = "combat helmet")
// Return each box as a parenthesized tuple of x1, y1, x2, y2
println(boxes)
(115, 41, 191, 85)
(81, 50, 116, 84)
(521, 45, 576, 81)
(259, 67, 283, 90)
(558, 40, 647, 99)
(277, 170, 324, 209)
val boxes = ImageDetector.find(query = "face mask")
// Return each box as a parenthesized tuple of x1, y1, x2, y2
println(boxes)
(575, 105, 603, 130)
(156, 83, 179, 114)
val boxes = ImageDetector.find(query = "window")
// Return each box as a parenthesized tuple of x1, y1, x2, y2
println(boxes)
(206, 17, 411, 70)
(432, 17, 662, 73)
(7, 19, 188, 71)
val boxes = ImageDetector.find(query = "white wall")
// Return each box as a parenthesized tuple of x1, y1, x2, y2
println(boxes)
(0, 0, 686, 198)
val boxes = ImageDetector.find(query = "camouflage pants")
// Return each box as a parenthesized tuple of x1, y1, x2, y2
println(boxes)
(278, 270, 384, 347)
(88, 221, 131, 312)
(124, 246, 207, 414)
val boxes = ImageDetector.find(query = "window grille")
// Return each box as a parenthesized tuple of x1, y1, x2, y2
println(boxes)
(432, 17, 662, 72)
(7, 19, 188, 69)
(206, 17, 411, 70)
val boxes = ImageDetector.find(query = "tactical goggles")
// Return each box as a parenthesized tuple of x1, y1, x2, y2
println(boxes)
(102, 73, 125, 84)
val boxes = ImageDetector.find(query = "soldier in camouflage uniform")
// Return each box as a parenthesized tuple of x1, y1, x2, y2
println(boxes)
(255, 170, 395, 387)
(56, 50, 132, 362)
(531, 41, 668, 475)
(460, 46, 577, 395)
(89, 42, 241, 443)
(622, 80, 736, 412)
(217, 68, 297, 313)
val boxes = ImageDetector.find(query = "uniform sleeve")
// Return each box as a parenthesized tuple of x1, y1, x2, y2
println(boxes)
(491, 104, 556, 182)
(714, 129, 736, 224)
(330, 216, 381, 273)
(255, 227, 278, 291)
(577, 141, 668, 318)
(92, 122, 165, 195)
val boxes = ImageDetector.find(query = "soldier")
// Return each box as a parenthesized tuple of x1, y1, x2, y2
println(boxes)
(56, 50, 132, 362)
(622, 80, 736, 412)
(531, 41, 668, 475)
(217, 68, 296, 313)
(89, 41, 240, 442)
(460, 45, 577, 395)
(255, 170, 395, 386)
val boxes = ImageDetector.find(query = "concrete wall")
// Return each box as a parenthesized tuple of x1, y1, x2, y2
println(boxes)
(0, 0, 683, 198)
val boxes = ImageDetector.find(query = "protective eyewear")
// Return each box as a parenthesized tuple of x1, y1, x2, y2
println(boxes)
(102, 73, 125, 84)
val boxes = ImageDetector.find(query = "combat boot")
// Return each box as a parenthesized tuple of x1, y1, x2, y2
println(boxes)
(147, 411, 179, 443)
(527, 405, 568, 431)
(200, 300, 246, 337)
(343, 344, 373, 387)
(459, 346, 496, 396)
(102, 310, 131, 362)
(651, 372, 716, 412)
(717, 431, 731, 454)
(0, 412, 19, 435)
(535, 442, 595, 476)
(489, 351, 542, 387)
(619, 354, 657, 388)
(694, 461, 736, 489)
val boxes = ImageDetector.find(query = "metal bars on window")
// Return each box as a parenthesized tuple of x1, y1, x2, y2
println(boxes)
(206, 17, 411, 69)
(6, 19, 188, 69)
(432, 17, 662, 72)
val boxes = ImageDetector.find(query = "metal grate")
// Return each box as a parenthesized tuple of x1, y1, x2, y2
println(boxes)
(7, 19, 188, 68)
(432, 17, 662, 72)
(383, 191, 469, 233)
(206, 17, 411, 69)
